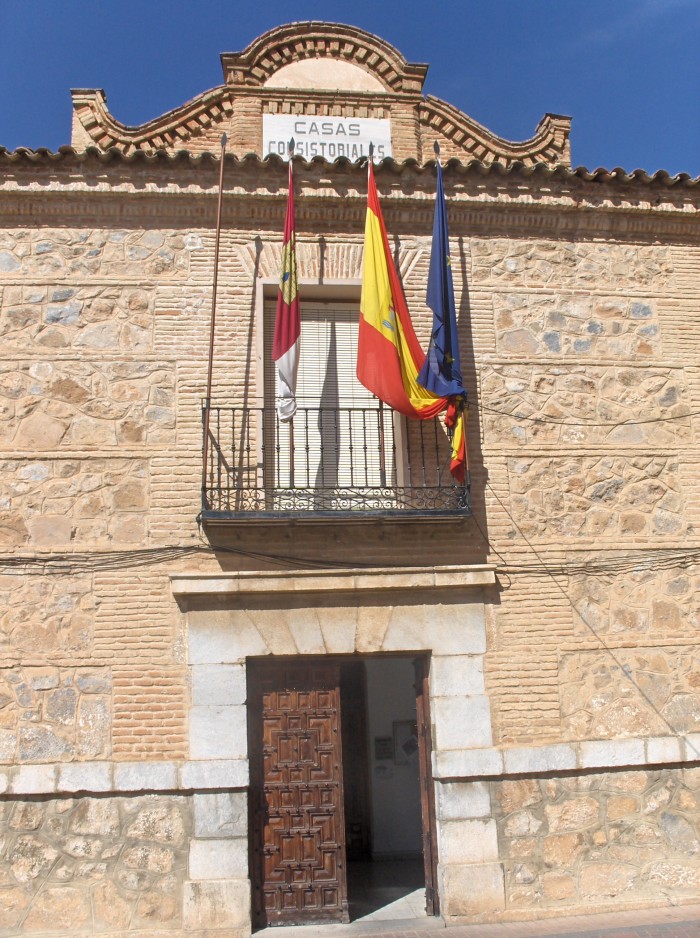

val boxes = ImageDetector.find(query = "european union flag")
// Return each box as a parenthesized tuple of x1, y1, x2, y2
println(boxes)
(418, 158, 466, 401)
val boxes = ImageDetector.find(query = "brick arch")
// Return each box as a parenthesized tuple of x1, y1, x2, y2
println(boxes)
(220, 22, 428, 94)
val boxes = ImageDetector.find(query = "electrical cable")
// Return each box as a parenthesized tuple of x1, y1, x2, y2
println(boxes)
(0, 541, 395, 575)
(481, 480, 700, 757)
(0, 537, 698, 580)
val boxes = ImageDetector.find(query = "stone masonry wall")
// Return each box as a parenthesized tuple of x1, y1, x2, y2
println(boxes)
(0, 222, 198, 762)
(0, 668, 110, 765)
(474, 229, 700, 748)
(0, 157, 699, 930)
(494, 766, 700, 914)
(1, 186, 700, 755)
(0, 794, 190, 936)
(0, 788, 250, 937)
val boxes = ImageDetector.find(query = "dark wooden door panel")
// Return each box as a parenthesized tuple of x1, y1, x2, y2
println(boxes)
(340, 661, 372, 861)
(415, 656, 440, 916)
(249, 660, 349, 927)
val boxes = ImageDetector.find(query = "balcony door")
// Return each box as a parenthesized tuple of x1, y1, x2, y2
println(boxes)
(265, 300, 396, 506)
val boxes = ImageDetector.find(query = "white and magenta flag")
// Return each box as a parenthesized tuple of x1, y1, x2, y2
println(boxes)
(272, 160, 301, 421)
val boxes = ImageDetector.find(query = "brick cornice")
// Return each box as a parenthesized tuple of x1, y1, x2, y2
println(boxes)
(1, 150, 698, 242)
(0, 192, 697, 243)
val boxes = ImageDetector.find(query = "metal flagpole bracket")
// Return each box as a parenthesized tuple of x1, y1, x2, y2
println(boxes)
(433, 140, 441, 162)
(288, 138, 295, 160)
(368, 141, 375, 162)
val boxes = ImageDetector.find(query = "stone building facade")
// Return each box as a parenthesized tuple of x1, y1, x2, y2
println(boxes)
(1, 20, 700, 937)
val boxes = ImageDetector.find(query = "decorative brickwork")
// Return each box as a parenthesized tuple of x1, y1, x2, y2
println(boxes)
(70, 22, 571, 166)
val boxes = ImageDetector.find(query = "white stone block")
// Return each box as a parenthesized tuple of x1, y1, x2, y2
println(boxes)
(504, 744, 577, 775)
(188, 621, 243, 664)
(382, 603, 486, 655)
(189, 837, 248, 880)
(194, 792, 248, 838)
(189, 705, 248, 760)
(113, 761, 178, 791)
(0, 767, 9, 794)
(438, 818, 499, 864)
(646, 736, 682, 765)
(579, 738, 645, 769)
(436, 781, 491, 820)
(192, 663, 247, 707)
(683, 734, 700, 763)
(11, 764, 57, 794)
(182, 879, 250, 929)
(433, 696, 493, 750)
(180, 759, 248, 790)
(247, 608, 298, 655)
(430, 655, 484, 697)
(288, 615, 326, 654)
(320, 607, 357, 654)
(433, 747, 503, 780)
(58, 761, 112, 793)
(442, 862, 505, 918)
(356, 605, 393, 653)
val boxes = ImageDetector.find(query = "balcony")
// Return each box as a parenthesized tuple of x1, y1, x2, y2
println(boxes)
(200, 405, 469, 523)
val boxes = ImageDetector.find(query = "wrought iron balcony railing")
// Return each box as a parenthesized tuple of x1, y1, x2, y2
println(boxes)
(201, 405, 469, 520)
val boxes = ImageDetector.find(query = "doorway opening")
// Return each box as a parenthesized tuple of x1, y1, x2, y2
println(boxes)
(247, 653, 438, 930)
(343, 657, 424, 922)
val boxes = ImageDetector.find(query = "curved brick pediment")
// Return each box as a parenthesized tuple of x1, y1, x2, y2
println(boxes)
(220, 21, 428, 93)
(70, 21, 571, 167)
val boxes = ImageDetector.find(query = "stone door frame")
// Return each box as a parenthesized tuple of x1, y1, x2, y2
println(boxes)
(172, 563, 499, 931)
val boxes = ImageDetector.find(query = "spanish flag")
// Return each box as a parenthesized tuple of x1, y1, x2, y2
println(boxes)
(358, 161, 467, 482)
(358, 161, 444, 420)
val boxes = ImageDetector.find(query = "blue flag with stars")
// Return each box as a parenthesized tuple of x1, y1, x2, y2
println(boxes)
(418, 159, 466, 401)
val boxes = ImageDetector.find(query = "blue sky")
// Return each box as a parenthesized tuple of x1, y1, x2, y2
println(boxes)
(1, 0, 698, 175)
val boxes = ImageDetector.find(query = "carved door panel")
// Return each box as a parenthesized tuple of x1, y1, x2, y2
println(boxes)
(249, 660, 349, 927)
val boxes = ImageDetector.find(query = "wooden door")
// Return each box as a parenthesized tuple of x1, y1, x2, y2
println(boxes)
(249, 659, 350, 927)
(414, 656, 440, 916)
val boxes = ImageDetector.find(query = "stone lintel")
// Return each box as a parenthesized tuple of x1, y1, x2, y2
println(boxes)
(170, 564, 497, 598)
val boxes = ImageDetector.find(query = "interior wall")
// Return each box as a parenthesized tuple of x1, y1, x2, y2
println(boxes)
(365, 657, 423, 858)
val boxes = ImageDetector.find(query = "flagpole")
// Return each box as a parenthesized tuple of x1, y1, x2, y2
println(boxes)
(202, 132, 228, 511)
(287, 138, 296, 490)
